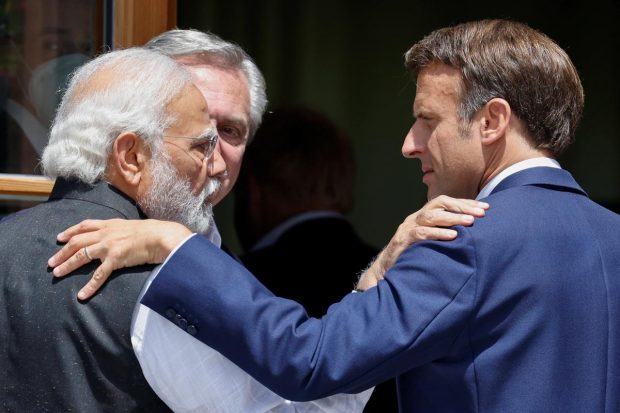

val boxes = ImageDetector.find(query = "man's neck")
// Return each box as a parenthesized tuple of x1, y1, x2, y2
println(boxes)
(476, 157, 561, 200)
(479, 144, 553, 194)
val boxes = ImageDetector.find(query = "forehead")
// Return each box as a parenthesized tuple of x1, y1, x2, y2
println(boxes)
(166, 84, 211, 134)
(168, 84, 208, 116)
(413, 62, 461, 114)
(183, 64, 250, 119)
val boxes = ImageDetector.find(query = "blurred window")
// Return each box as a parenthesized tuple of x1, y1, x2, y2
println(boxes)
(0, 0, 101, 215)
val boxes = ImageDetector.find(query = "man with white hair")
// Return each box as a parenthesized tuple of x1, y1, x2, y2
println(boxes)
(0, 47, 206, 412)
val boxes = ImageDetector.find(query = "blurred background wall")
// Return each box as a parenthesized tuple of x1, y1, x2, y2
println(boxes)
(178, 0, 620, 253)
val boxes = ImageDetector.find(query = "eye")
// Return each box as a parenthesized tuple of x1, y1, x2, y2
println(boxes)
(415, 114, 436, 127)
(218, 125, 246, 146)
(192, 140, 216, 159)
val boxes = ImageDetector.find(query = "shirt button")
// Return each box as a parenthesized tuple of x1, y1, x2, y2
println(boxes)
(187, 325, 198, 336)
(165, 308, 176, 320)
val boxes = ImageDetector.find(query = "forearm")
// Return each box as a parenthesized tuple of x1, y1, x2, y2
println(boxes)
(141, 232, 477, 400)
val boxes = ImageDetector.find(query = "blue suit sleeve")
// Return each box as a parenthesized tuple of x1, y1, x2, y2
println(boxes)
(141, 228, 478, 401)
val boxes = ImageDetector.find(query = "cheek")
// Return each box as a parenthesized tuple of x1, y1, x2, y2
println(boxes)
(219, 143, 246, 178)
(429, 126, 462, 166)
(426, 133, 443, 163)
(168, 156, 203, 186)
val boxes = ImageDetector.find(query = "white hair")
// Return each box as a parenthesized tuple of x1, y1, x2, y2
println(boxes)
(41, 48, 193, 183)
(145, 29, 267, 138)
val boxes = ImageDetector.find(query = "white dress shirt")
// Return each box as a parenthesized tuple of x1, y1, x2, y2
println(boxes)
(131, 217, 373, 412)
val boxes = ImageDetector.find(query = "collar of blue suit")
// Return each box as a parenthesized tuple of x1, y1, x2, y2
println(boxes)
(490, 167, 587, 198)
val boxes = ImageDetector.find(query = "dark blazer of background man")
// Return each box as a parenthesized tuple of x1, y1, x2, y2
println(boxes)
(0, 48, 212, 412)
(142, 20, 620, 412)
(235, 106, 379, 316)
(234, 106, 397, 412)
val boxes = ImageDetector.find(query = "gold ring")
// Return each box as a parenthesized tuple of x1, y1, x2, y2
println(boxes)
(83, 247, 93, 261)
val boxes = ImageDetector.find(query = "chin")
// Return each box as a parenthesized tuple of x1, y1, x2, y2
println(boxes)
(426, 187, 439, 201)
(210, 188, 228, 206)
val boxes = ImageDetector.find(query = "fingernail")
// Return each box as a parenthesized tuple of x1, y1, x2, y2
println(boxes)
(463, 215, 474, 222)
(77, 290, 87, 300)
(479, 202, 490, 209)
(48, 258, 56, 267)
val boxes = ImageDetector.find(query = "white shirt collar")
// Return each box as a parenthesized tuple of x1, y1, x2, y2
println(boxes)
(202, 215, 222, 248)
(476, 157, 561, 200)
(250, 211, 344, 252)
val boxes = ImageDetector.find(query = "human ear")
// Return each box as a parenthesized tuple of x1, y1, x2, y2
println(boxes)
(480, 98, 511, 146)
(110, 132, 150, 187)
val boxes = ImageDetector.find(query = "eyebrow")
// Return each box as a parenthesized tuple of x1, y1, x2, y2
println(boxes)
(221, 118, 248, 133)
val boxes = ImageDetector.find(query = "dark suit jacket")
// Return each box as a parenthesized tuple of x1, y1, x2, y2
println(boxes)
(0, 179, 170, 412)
(142, 167, 620, 412)
(241, 216, 397, 412)
(241, 216, 378, 317)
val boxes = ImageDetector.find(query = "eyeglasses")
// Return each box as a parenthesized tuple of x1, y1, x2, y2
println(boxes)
(164, 128, 219, 163)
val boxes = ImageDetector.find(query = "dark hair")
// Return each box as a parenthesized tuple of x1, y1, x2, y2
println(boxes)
(238, 106, 355, 212)
(405, 19, 584, 155)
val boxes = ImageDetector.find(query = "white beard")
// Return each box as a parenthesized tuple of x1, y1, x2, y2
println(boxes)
(139, 153, 220, 234)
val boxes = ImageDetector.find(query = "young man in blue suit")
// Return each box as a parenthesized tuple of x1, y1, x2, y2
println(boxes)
(50, 19, 620, 412)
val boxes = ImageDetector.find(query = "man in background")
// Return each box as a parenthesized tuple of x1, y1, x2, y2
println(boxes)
(235, 106, 379, 315)
(234, 106, 398, 411)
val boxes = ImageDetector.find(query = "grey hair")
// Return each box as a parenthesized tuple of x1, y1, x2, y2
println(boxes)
(145, 29, 267, 138)
(41, 48, 193, 183)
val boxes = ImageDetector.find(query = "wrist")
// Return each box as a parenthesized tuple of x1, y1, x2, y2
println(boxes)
(151, 221, 191, 263)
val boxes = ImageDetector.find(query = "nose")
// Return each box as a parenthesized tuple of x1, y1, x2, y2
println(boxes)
(402, 120, 429, 160)
(208, 142, 227, 177)
(402, 125, 422, 159)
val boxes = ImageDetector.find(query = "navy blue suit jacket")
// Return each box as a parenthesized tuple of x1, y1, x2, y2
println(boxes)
(142, 167, 620, 412)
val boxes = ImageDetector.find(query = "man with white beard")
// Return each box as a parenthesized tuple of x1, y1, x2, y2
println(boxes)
(0, 47, 206, 412)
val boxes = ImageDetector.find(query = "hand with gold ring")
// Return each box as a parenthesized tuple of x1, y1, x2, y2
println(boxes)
(48, 218, 191, 300)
